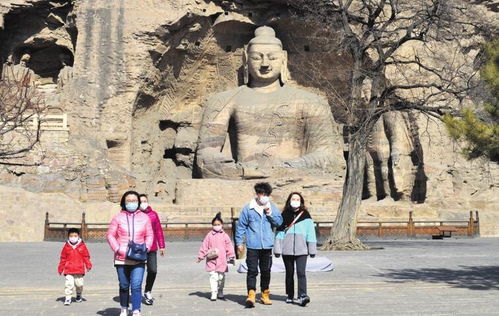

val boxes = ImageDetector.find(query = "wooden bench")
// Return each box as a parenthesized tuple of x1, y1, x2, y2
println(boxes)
(432, 226, 458, 239)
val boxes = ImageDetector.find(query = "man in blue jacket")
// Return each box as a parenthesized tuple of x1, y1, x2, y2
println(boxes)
(236, 182, 283, 307)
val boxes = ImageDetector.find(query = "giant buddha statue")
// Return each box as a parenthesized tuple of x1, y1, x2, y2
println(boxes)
(196, 26, 344, 179)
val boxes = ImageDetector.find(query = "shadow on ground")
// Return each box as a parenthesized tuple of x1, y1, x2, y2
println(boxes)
(96, 307, 121, 315)
(189, 291, 288, 307)
(55, 296, 87, 302)
(376, 265, 499, 290)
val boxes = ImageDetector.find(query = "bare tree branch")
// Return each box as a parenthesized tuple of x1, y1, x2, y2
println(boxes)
(0, 67, 46, 165)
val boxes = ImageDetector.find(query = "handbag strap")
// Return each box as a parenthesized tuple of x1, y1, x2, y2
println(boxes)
(285, 211, 304, 232)
(126, 213, 135, 242)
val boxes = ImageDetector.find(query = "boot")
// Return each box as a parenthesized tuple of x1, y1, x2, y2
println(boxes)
(260, 289, 272, 305)
(246, 289, 256, 307)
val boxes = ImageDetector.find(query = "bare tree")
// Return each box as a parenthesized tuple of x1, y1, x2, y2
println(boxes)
(287, 0, 493, 249)
(0, 67, 46, 165)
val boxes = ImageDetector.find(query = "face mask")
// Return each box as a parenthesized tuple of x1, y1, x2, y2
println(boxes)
(69, 237, 78, 244)
(290, 200, 301, 209)
(125, 202, 138, 212)
(139, 203, 149, 211)
(259, 196, 270, 205)
(213, 225, 222, 232)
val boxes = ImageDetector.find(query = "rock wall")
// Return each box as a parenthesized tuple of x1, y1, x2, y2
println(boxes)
(0, 0, 497, 241)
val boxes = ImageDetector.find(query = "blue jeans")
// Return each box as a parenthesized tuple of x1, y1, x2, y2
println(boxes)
(116, 264, 145, 311)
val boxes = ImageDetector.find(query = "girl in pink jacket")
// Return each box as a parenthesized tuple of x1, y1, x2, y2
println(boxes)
(196, 212, 236, 301)
(107, 191, 153, 316)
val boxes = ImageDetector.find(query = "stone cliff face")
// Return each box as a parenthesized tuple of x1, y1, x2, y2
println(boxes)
(0, 0, 497, 240)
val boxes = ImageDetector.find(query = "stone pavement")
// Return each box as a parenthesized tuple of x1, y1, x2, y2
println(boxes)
(1, 238, 498, 315)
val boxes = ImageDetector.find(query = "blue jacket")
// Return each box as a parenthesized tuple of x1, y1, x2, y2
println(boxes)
(235, 200, 283, 250)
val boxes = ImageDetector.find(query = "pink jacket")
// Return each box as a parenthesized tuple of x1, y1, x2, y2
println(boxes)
(142, 206, 165, 252)
(198, 229, 235, 273)
(107, 210, 154, 263)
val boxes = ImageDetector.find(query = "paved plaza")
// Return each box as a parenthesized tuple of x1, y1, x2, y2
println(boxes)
(1, 238, 498, 315)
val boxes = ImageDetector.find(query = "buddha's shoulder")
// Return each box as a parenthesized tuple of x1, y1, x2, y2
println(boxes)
(283, 85, 328, 104)
(205, 86, 246, 104)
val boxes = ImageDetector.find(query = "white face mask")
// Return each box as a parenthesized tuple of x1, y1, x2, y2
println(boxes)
(290, 200, 301, 209)
(259, 196, 270, 205)
(69, 237, 79, 244)
(140, 203, 149, 211)
(213, 225, 222, 232)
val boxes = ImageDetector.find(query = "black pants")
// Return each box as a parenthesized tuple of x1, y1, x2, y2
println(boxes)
(246, 248, 272, 292)
(145, 251, 158, 293)
(282, 255, 308, 299)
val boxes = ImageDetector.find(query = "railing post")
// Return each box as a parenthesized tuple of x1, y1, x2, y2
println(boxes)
(230, 207, 238, 259)
(467, 211, 473, 236)
(44, 212, 50, 241)
(475, 211, 480, 236)
(378, 222, 382, 238)
(408, 211, 415, 238)
(81, 212, 87, 240)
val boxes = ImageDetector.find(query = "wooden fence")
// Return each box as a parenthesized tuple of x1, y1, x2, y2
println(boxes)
(44, 210, 479, 242)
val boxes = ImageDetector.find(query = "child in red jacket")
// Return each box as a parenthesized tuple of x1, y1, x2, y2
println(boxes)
(58, 228, 92, 306)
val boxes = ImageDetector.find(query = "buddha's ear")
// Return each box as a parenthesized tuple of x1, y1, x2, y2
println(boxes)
(243, 45, 249, 85)
(280, 50, 289, 85)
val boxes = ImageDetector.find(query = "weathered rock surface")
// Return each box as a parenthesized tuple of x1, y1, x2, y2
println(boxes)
(0, 0, 497, 241)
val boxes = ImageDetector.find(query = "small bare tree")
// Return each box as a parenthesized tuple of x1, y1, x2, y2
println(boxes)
(287, 0, 493, 249)
(0, 67, 46, 165)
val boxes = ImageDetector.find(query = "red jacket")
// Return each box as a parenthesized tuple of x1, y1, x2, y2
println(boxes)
(58, 239, 92, 275)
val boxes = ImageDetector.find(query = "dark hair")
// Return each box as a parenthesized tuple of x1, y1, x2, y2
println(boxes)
(254, 182, 272, 195)
(68, 228, 80, 236)
(279, 192, 311, 230)
(212, 212, 223, 225)
(120, 190, 140, 210)
(139, 194, 148, 199)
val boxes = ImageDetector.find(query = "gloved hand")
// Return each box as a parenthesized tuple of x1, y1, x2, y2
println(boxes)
(275, 254, 281, 258)
(310, 254, 315, 258)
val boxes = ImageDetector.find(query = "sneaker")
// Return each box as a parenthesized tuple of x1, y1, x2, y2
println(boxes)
(144, 291, 153, 300)
(75, 295, 83, 303)
(132, 311, 141, 316)
(293, 295, 311, 307)
(286, 297, 293, 304)
(119, 308, 127, 316)
(217, 290, 224, 299)
(143, 291, 153, 305)
(210, 292, 217, 301)
(63, 298, 71, 306)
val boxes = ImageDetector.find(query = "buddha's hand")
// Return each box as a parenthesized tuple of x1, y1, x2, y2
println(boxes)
(241, 163, 270, 179)
(281, 158, 307, 169)
(200, 155, 243, 179)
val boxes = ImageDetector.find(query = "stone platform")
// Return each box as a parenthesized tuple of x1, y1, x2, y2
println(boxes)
(1, 238, 499, 315)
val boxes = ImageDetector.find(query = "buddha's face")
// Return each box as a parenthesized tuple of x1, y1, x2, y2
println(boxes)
(247, 44, 283, 84)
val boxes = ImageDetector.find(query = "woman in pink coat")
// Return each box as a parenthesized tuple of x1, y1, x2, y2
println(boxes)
(107, 191, 153, 316)
(139, 194, 165, 305)
(196, 212, 236, 301)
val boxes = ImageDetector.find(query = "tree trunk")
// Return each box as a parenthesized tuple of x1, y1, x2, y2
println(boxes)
(322, 132, 369, 250)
